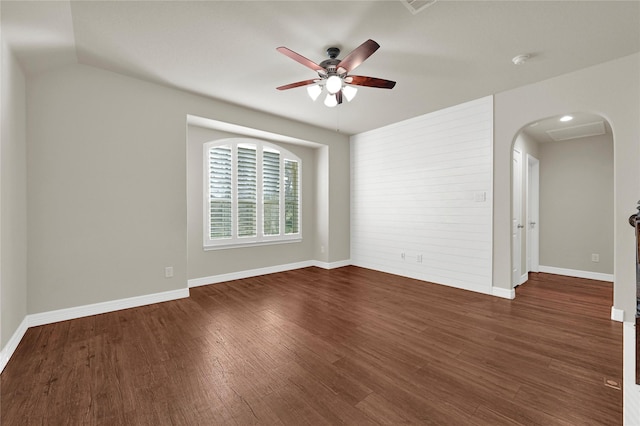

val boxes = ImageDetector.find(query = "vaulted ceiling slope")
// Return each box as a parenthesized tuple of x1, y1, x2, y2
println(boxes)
(3, 1, 639, 135)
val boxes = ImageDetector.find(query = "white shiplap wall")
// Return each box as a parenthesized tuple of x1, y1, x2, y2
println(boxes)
(350, 96, 493, 294)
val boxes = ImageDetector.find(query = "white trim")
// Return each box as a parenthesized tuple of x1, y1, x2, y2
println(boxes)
(312, 259, 352, 270)
(624, 321, 640, 425)
(611, 306, 625, 322)
(492, 286, 516, 300)
(351, 260, 496, 299)
(188, 259, 352, 287)
(538, 265, 614, 282)
(526, 154, 540, 273)
(203, 238, 302, 251)
(512, 148, 523, 287)
(0, 317, 28, 374)
(518, 273, 528, 286)
(27, 288, 190, 328)
(189, 261, 314, 287)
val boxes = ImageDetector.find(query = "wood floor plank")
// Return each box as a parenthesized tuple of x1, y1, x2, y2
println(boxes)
(355, 391, 422, 424)
(1, 267, 622, 424)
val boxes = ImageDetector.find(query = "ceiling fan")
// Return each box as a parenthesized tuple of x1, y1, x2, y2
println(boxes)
(276, 39, 396, 107)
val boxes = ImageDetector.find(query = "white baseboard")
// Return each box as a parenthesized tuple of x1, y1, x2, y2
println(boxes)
(517, 273, 528, 286)
(492, 287, 516, 300)
(0, 317, 28, 374)
(188, 259, 351, 287)
(188, 261, 314, 287)
(312, 259, 351, 269)
(2, 259, 354, 373)
(538, 265, 614, 282)
(27, 287, 190, 328)
(0, 287, 190, 374)
(611, 306, 625, 322)
(351, 260, 501, 299)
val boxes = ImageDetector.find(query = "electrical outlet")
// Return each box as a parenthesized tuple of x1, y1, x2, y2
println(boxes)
(320, 245, 325, 254)
(417, 254, 423, 263)
(401, 252, 406, 261)
(474, 191, 486, 202)
(165, 266, 174, 278)
(591, 253, 600, 263)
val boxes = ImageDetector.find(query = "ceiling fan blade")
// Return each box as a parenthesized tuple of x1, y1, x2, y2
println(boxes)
(276, 79, 318, 90)
(346, 75, 396, 89)
(276, 47, 326, 74)
(337, 39, 380, 74)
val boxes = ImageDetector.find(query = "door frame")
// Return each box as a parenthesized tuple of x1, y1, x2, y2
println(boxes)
(512, 149, 523, 287)
(526, 154, 540, 273)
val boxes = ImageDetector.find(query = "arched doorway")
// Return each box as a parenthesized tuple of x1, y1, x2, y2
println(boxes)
(511, 112, 614, 301)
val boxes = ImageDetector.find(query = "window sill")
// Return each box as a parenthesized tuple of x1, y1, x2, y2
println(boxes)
(204, 237, 302, 251)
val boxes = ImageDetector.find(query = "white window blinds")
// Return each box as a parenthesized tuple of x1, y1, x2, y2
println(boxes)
(208, 145, 232, 239)
(204, 139, 301, 249)
(237, 144, 257, 237)
(263, 149, 280, 236)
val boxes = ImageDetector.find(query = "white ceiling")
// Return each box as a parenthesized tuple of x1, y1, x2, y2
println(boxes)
(522, 112, 611, 144)
(2, 0, 639, 135)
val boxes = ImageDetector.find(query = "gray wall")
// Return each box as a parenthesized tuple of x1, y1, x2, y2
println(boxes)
(539, 133, 614, 274)
(494, 53, 640, 321)
(25, 63, 350, 315)
(1, 41, 28, 349)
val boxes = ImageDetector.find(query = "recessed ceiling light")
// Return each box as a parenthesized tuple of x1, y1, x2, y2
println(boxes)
(560, 115, 574, 122)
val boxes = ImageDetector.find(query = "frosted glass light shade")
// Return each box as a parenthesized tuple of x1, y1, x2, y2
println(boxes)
(324, 93, 338, 107)
(325, 75, 342, 94)
(307, 84, 322, 101)
(342, 85, 357, 102)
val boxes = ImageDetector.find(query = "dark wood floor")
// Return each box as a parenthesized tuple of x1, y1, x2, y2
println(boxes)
(1, 267, 622, 425)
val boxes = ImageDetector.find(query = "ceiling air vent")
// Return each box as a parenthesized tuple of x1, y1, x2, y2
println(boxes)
(546, 120, 606, 142)
(401, 0, 437, 15)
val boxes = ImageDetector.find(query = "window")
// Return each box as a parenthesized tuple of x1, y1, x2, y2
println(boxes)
(204, 139, 301, 249)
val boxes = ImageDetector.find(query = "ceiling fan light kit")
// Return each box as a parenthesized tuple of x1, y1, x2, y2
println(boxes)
(324, 93, 338, 107)
(342, 85, 358, 102)
(325, 75, 342, 94)
(306, 84, 322, 101)
(276, 39, 396, 107)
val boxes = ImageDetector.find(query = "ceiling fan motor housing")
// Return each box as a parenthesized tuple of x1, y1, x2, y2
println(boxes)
(326, 47, 340, 59)
(319, 48, 341, 76)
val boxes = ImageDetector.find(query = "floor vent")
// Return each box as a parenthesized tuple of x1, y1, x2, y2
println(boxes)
(401, 0, 437, 15)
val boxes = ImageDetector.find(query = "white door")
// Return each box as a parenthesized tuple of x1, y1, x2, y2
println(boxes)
(512, 149, 523, 286)
(527, 155, 540, 273)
